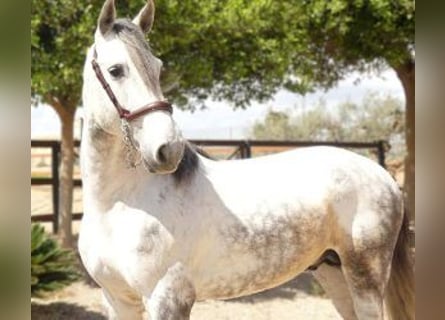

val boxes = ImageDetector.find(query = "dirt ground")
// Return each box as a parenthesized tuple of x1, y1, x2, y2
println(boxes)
(31, 273, 341, 320)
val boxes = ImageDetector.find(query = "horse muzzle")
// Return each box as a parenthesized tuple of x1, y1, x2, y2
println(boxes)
(143, 139, 185, 174)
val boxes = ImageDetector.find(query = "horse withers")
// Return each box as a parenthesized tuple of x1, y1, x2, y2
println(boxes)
(78, 1, 414, 319)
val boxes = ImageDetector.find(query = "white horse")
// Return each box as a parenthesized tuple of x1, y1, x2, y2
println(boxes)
(79, 1, 414, 319)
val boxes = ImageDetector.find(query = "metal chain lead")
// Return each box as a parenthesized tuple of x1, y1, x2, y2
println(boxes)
(121, 119, 142, 169)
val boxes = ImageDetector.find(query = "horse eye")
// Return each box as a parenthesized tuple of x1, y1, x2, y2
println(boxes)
(108, 65, 124, 78)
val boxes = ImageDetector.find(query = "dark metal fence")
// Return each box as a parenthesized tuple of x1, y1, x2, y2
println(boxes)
(192, 139, 387, 165)
(31, 139, 387, 233)
(31, 140, 82, 232)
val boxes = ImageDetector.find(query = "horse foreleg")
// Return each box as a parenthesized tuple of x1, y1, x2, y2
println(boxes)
(147, 262, 196, 320)
(102, 287, 145, 320)
(312, 264, 358, 320)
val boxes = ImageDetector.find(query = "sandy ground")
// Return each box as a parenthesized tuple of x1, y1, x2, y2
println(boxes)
(31, 274, 341, 320)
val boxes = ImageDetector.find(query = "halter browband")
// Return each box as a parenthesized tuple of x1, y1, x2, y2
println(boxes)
(91, 47, 173, 121)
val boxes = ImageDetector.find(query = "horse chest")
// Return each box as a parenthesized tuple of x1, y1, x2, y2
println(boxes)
(78, 210, 174, 292)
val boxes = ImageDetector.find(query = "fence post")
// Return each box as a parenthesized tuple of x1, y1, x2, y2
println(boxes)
(52, 143, 60, 234)
(241, 140, 252, 158)
(239, 142, 246, 158)
(376, 140, 386, 169)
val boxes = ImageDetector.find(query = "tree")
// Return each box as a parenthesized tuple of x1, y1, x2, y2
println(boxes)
(251, 92, 405, 159)
(152, 1, 305, 108)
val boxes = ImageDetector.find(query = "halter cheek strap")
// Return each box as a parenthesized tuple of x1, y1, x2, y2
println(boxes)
(91, 47, 173, 121)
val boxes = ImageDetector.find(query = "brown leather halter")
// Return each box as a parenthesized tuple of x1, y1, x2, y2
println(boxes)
(91, 47, 173, 121)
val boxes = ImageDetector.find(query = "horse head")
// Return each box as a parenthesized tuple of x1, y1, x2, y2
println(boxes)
(83, 0, 185, 174)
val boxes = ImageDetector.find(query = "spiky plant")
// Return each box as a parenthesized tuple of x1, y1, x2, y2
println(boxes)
(31, 223, 80, 297)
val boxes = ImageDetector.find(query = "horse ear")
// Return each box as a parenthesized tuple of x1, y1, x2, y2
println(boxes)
(98, 0, 116, 35)
(132, 0, 155, 33)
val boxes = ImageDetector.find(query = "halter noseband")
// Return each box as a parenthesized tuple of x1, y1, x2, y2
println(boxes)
(91, 47, 173, 121)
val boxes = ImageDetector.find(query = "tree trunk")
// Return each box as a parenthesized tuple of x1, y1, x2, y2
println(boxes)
(394, 59, 415, 223)
(58, 109, 75, 247)
(48, 97, 76, 248)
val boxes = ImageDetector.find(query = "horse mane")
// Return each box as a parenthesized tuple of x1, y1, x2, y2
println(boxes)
(172, 143, 198, 184)
(172, 142, 216, 184)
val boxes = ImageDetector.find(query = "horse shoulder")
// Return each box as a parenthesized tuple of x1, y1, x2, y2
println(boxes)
(79, 204, 177, 294)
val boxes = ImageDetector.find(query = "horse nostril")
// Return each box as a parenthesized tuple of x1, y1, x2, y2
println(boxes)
(157, 144, 168, 163)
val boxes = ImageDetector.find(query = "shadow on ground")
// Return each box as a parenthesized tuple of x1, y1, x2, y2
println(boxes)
(32, 302, 106, 320)
(230, 272, 325, 303)
(30, 273, 325, 318)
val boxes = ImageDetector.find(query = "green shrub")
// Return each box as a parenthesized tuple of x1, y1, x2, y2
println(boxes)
(31, 223, 80, 297)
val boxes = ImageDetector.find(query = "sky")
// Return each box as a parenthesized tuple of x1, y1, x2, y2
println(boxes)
(31, 69, 404, 140)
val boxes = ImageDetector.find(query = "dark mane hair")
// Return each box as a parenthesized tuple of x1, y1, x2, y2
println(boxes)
(172, 143, 200, 185)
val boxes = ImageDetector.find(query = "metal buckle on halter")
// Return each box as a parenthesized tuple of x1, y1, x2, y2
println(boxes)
(120, 119, 141, 169)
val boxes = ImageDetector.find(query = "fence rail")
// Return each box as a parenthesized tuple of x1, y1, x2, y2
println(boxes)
(31, 139, 387, 233)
